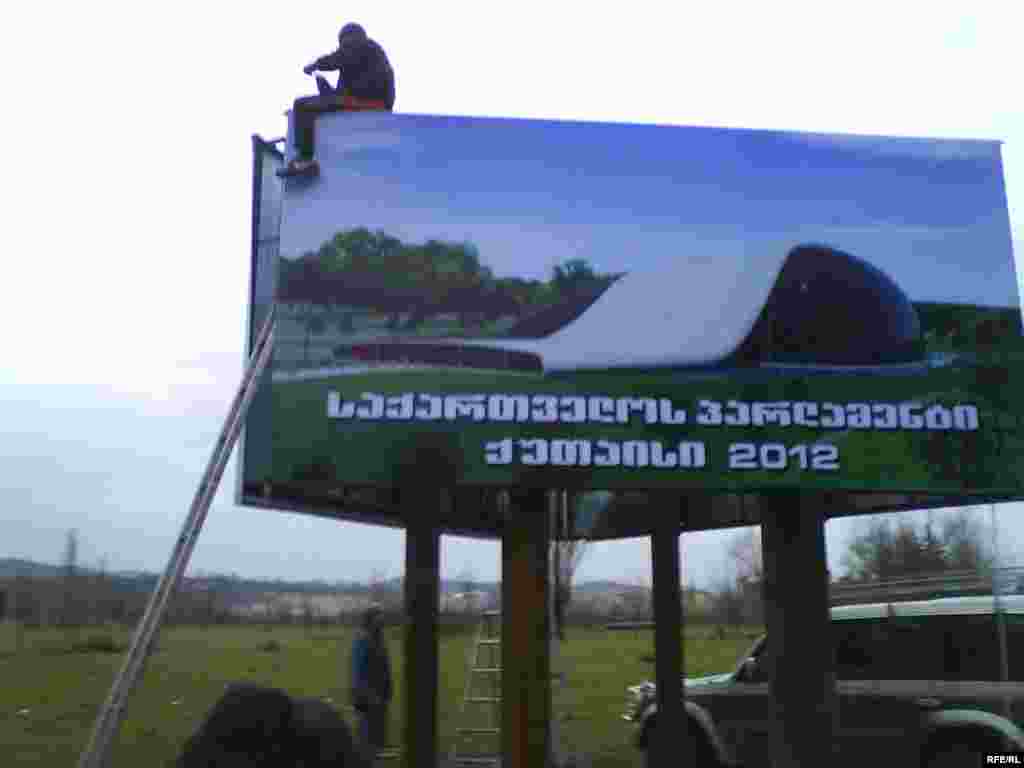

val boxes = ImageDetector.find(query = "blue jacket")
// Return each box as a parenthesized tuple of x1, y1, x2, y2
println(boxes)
(351, 631, 392, 702)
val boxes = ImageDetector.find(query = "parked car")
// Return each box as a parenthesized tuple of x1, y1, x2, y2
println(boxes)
(624, 595, 1024, 767)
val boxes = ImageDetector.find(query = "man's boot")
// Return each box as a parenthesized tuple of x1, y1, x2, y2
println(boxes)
(277, 157, 320, 179)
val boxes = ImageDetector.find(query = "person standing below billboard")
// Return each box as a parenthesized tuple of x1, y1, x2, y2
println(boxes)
(279, 22, 395, 179)
(350, 604, 392, 763)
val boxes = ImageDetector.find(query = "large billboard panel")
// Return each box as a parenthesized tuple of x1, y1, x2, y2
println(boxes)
(241, 114, 1023, 530)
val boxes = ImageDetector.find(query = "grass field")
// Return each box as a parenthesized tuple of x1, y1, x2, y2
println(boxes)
(0, 622, 758, 767)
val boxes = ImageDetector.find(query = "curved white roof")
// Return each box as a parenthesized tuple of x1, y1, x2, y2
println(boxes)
(487, 243, 790, 371)
(831, 594, 1024, 621)
(352, 244, 794, 372)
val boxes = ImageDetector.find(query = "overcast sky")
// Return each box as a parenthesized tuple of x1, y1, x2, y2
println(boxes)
(3, 2, 1023, 588)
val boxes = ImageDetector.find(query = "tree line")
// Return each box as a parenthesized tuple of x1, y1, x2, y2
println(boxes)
(2, 510, 1008, 636)
(278, 227, 619, 333)
(708, 507, 1004, 628)
(838, 508, 992, 582)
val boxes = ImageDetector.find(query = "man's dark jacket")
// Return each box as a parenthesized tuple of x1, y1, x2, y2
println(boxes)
(312, 37, 395, 108)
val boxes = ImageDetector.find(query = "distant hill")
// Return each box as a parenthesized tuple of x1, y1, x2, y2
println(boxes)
(573, 580, 643, 594)
(0, 558, 62, 579)
(0, 558, 634, 598)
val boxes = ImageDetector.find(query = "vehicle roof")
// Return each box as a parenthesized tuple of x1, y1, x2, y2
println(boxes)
(831, 594, 1024, 621)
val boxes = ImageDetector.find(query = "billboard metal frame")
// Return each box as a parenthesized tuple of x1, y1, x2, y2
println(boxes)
(237, 135, 284, 506)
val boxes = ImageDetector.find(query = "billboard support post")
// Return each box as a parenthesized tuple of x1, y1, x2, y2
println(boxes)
(403, 500, 442, 768)
(650, 498, 691, 767)
(501, 489, 551, 768)
(760, 494, 837, 768)
(549, 490, 565, 767)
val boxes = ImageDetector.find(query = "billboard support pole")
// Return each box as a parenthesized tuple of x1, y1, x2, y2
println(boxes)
(760, 494, 837, 768)
(77, 306, 277, 768)
(549, 489, 569, 767)
(650, 496, 690, 768)
(403, 500, 442, 768)
(501, 488, 551, 768)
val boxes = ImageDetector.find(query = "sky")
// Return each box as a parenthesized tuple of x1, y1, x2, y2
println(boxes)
(282, 114, 1017, 306)
(3, 1, 1024, 589)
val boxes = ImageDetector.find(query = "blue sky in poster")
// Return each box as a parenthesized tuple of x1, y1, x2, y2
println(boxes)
(282, 113, 1018, 308)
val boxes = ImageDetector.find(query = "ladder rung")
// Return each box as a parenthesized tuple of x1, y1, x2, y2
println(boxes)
(472, 668, 501, 673)
(452, 758, 500, 766)
(479, 639, 501, 646)
(456, 728, 500, 735)
(467, 697, 501, 703)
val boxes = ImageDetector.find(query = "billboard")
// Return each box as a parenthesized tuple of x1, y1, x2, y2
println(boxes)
(241, 113, 1023, 531)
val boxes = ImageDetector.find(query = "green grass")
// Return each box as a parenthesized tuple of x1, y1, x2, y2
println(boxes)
(0, 622, 758, 767)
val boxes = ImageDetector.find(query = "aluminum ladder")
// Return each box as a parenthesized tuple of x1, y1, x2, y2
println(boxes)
(450, 610, 502, 766)
(77, 305, 277, 768)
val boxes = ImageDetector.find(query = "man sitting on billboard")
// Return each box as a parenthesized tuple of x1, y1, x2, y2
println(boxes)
(279, 22, 395, 179)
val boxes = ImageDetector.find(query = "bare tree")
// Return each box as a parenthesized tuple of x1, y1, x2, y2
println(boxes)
(61, 529, 80, 627)
(840, 507, 993, 583)
(711, 528, 765, 628)
(553, 492, 592, 640)
(726, 528, 762, 585)
(728, 528, 764, 625)
(942, 507, 993, 574)
(63, 530, 79, 577)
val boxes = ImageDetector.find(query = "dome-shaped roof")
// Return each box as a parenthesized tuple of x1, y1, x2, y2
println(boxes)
(732, 244, 924, 366)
